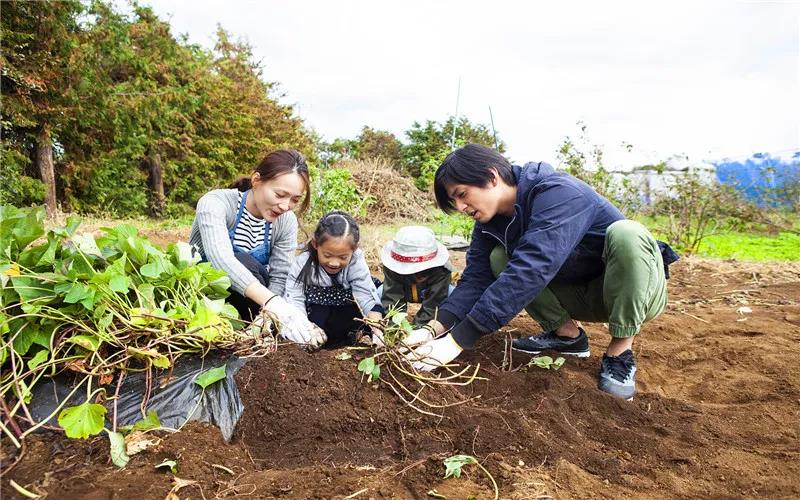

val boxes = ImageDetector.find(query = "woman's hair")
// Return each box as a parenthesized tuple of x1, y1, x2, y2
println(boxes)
(230, 149, 312, 214)
(296, 210, 360, 291)
(433, 143, 515, 213)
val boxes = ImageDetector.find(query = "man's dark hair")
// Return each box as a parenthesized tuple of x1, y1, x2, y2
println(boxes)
(433, 144, 515, 213)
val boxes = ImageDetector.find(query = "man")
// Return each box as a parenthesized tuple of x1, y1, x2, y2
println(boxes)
(404, 144, 677, 400)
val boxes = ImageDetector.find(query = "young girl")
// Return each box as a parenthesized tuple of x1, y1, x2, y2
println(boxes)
(285, 211, 383, 347)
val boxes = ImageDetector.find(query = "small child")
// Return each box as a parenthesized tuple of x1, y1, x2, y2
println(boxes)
(285, 211, 383, 347)
(379, 226, 454, 327)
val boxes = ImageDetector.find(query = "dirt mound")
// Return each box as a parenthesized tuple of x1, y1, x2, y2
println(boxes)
(4, 257, 800, 499)
(339, 158, 435, 224)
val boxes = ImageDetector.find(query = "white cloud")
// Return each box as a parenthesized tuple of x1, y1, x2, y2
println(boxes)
(142, 0, 800, 168)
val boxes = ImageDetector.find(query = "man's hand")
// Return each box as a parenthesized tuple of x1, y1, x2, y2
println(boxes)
(405, 333, 463, 371)
(400, 325, 436, 348)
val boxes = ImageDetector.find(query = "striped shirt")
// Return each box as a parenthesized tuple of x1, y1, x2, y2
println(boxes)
(232, 191, 273, 252)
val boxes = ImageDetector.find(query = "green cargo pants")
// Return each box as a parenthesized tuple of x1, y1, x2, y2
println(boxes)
(490, 220, 667, 338)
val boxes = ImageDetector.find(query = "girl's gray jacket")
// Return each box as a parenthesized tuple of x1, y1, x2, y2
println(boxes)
(188, 188, 298, 297)
(284, 249, 382, 316)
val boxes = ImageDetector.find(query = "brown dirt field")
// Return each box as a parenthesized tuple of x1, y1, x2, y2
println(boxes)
(3, 255, 799, 499)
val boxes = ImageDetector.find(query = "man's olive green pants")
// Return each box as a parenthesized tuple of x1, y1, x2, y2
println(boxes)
(490, 220, 667, 338)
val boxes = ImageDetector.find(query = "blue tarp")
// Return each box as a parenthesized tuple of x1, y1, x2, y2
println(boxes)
(713, 150, 800, 207)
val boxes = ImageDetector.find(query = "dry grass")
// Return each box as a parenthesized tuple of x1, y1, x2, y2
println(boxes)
(335, 158, 435, 224)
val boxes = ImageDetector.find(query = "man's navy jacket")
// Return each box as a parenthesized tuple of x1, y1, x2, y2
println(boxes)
(438, 161, 635, 349)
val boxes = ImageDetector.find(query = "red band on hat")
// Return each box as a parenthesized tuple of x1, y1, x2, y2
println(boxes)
(391, 250, 437, 263)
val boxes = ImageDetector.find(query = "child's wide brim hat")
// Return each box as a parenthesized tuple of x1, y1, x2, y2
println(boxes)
(381, 226, 450, 275)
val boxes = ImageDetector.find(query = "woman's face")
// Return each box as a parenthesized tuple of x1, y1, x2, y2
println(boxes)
(250, 172, 306, 222)
(446, 178, 503, 224)
(314, 236, 355, 275)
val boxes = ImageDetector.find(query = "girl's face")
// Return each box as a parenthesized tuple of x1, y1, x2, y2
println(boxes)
(250, 172, 306, 222)
(313, 236, 355, 275)
(446, 174, 503, 224)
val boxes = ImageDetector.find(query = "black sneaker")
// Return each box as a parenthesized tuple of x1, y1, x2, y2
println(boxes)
(598, 349, 637, 401)
(512, 328, 591, 358)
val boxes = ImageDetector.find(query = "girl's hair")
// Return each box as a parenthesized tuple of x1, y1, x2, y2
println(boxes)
(296, 211, 360, 291)
(230, 149, 312, 214)
(433, 143, 515, 213)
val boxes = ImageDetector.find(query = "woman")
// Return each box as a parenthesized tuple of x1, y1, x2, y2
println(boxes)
(189, 149, 326, 349)
(404, 144, 677, 400)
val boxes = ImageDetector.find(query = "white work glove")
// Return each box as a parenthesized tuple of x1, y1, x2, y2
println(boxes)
(405, 333, 464, 372)
(398, 325, 436, 348)
(262, 296, 327, 350)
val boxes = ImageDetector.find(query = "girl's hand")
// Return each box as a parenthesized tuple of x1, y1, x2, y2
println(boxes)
(366, 311, 384, 347)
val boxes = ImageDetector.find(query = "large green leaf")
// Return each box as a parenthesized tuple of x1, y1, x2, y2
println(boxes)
(71, 233, 103, 258)
(11, 207, 45, 254)
(108, 274, 129, 293)
(10, 276, 56, 302)
(9, 319, 37, 355)
(58, 402, 106, 439)
(63, 282, 92, 304)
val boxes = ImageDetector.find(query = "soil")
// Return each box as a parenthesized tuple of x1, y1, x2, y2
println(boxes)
(3, 256, 800, 499)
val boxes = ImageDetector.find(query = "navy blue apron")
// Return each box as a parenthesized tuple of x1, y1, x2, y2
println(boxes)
(229, 190, 272, 268)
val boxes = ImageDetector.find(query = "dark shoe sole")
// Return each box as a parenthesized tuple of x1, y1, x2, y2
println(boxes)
(511, 346, 591, 358)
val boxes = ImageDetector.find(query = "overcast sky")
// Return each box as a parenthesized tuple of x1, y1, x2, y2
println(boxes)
(142, 0, 800, 168)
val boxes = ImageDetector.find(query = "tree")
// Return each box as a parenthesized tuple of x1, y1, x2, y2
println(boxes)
(403, 116, 505, 190)
(0, 0, 84, 215)
(556, 122, 642, 215)
(353, 126, 403, 167)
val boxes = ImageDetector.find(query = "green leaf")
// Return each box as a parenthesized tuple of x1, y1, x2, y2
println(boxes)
(358, 356, 380, 382)
(140, 259, 166, 278)
(155, 459, 177, 474)
(532, 356, 554, 369)
(443, 454, 478, 479)
(106, 429, 130, 468)
(10, 319, 37, 355)
(137, 284, 155, 308)
(187, 303, 224, 342)
(71, 233, 103, 258)
(27, 349, 49, 370)
(58, 402, 107, 439)
(109, 274, 129, 293)
(67, 334, 101, 352)
(151, 354, 171, 369)
(357, 356, 375, 373)
(552, 357, 566, 370)
(195, 365, 226, 389)
(64, 282, 91, 303)
(98, 313, 114, 332)
(131, 410, 161, 432)
(11, 207, 45, 252)
(391, 312, 408, 325)
(11, 276, 55, 301)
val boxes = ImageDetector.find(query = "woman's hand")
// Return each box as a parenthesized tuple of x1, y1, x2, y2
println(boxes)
(262, 296, 327, 350)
